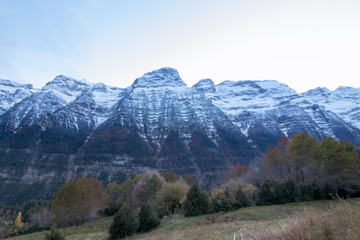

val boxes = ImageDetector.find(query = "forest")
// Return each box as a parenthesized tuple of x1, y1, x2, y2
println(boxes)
(0, 132, 359, 239)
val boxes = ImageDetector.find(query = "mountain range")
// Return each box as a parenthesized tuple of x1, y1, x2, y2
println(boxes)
(0, 67, 359, 204)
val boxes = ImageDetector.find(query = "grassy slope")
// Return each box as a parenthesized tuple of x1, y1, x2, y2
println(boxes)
(11, 199, 359, 240)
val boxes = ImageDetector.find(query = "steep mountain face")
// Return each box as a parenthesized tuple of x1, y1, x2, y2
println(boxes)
(302, 86, 360, 129)
(0, 79, 37, 115)
(0, 68, 359, 204)
(193, 79, 360, 149)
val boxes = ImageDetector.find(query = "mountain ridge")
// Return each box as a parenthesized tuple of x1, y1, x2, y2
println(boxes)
(0, 67, 359, 204)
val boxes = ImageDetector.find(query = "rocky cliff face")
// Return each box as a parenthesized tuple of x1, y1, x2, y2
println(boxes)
(0, 68, 359, 204)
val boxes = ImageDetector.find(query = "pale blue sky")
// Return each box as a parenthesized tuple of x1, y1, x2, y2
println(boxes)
(1, 0, 360, 93)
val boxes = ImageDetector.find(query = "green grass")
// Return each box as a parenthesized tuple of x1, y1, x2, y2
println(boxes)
(10, 199, 360, 240)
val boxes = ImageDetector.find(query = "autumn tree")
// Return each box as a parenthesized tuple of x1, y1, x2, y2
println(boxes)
(287, 132, 317, 184)
(52, 176, 108, 226)
(261, 145, 281, 181)
(223, 163, 248, 183)
(160, 171, 180, 183)
(184, 174, 196, 186)
(316, 137, 360, 191)
(156, 181, 188, 214)
(132, 172, 163, 207)
(106, 182, 123, 215)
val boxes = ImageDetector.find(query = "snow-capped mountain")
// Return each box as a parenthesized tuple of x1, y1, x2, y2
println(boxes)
(193, 79, 360, 149)
(0, 79, 37, 115)
(302, 86, 360, 129)
(0, 68, 359, 204)
(0, 75, 123, 132)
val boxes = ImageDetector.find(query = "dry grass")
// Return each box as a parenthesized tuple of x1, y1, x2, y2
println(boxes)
(257, 198, 360, 240)
(8, 198, 360, 240)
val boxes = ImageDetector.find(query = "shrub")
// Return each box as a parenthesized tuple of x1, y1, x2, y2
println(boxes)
(323, 183, 336, 199)
(45, 227, 65, 240)
(138, 203, 160, 232)
(109, 202, 139, 239)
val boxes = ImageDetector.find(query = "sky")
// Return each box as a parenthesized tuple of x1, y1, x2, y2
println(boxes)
(0, 0, 360, 93)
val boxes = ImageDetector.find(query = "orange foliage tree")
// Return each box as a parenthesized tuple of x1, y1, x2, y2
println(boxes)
(52, 176, 108, 226)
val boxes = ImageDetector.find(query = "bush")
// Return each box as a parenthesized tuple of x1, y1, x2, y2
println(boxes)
(300, 184, 315, 201)
(183, 183, 211, 217)
(138, 203, 160, 232)
(323, 183, 336, 200)
(45, 228, 65, 240)
(109, 202, 139, 239)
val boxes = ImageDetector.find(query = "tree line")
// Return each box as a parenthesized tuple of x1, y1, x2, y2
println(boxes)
(0, 132, 359, 239)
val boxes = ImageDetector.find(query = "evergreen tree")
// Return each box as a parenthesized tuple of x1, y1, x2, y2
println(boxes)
(109, 202, 139, 239)
(183, 183, 210, 217)
(211, 188, 233, 212)
(258, 181, 276, 205)
(233, 186, 250, 209)
(284, 179, 301, 203)
(138, 203, 160, 232)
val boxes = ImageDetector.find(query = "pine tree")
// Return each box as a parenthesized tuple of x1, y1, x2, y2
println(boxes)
(233, 187, 250, 209)
(284, 179, 301, 203)
(258, 181, 276, 205)
(183, 183, 210, 217)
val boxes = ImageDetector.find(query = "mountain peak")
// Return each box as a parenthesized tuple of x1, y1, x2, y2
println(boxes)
(303, 87, 331, 96)
(0, 78, 33, 90)
(131, 67, 186, 88)
(192, 79, 216, 93)
(43, 75, 90, 92)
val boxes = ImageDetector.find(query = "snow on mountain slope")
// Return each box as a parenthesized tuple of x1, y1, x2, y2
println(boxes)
(107, 68, 234, 149)
(193, 78, 360, 147)
(1, 68, 360, 205)
(302, 86, 360, 129)
(0, 79, 37, 115)
(0, 75, 124, 132)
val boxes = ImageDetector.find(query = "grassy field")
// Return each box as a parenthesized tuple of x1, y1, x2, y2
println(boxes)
(10, 198, 360, 240)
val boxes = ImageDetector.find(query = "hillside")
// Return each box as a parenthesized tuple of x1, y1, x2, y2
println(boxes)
(1, 67, 360, 204)
(10, 199, 360, 240)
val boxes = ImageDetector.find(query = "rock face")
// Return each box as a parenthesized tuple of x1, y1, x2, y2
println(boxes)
(0, 68, 359, 204)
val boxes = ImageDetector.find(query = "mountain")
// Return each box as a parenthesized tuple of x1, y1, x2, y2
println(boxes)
(0, 79, 37, 116)
(302, 86, 360, 129)
(193, 79, 360, 149)
(0, 68, 359, 204)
